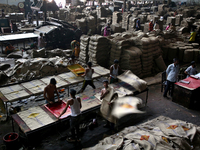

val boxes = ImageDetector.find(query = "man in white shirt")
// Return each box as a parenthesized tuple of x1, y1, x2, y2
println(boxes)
(184, 61, 197, 78)
(163, 58, 179, 98)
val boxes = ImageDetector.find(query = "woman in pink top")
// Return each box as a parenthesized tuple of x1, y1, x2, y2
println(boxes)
(104, 23, 111, 36)
(166, 23, 171, 30)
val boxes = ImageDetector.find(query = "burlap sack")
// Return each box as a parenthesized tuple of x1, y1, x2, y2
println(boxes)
(117, 70, 147, 92)
(155, 55, 167, 72)
(183, 49, 194, 63)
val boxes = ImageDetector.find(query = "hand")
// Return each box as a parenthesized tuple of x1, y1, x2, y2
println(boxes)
(49, 101, 53, 104)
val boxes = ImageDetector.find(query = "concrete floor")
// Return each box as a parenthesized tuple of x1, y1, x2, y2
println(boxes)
(1, 82, 200, 150)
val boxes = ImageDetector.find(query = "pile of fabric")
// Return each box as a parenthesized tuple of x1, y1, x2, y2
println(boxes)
(79, 35, 90, 64)
(88, 35, 111, 67)
(109, 36, 130, 66)
(83, 116, 200, 150)
(120, 46, 143, 77)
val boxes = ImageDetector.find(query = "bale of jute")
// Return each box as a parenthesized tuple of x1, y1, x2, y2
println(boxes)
(183, 49, 194, 63)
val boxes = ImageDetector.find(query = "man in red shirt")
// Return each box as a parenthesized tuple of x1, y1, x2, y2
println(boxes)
(149, 20, 154, 32)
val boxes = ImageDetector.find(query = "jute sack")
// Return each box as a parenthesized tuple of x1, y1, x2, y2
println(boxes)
(161, 46, 168, 60)
(183, 49, 194, 63)
(155, 55, 167, 72)
(124, 129, 157, 150)
(80, 35, 90, 43)
(117, 70, 147, 92)
(100, 87, 118, 124)
(143, 72, 162, 86)
(168, 46, 178, 61)
(138, 37, 150, 46)
(123, 140, 140, 150)
(193, 49, 199, 62)
(178, 47, 186, 61)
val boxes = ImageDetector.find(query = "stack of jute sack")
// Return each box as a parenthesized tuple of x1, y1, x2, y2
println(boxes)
(120, 47, 143, 77)
(109, 36, 130, 66)
(86, 15, 97, 35)
(112, 12, 122, 24)
(136, 37, 160, 77)
(88, 35, 110, 68)
(79, 35, 90, 64)
(76, 18, 87, 34)
(128, 17, 137, 32)
(122, 12, 132, 30)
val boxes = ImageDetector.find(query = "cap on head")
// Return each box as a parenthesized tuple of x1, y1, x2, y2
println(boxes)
(87, 62, 92, 67)
(191, 61, 195, 65)
(50, 78, 56, 85)
(150, 19, 153, 22)
(70, 89, 76, 96)
(114, 59, 119, 64)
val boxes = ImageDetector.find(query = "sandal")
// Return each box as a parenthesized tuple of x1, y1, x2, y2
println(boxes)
(66, 137, 76, 143)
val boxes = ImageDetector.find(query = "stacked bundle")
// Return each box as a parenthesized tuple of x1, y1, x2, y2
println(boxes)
(120, 47, 142, 77)
(88, 35, 111, 67)
(97, 7, 109, 18)
(128, 17, 137, 32)
(97, 18, 106, 35)
(136, 37, 154, 77)
(87, 16, 97, 35)
(112, 12, 122, 24)
(76, 18, 87, 34)
(79, 35, 90, 64)
(122, 12, 132, 30)
(111, 23, 122, 33)
(109, 37, 130, 66)
(167, 17, 176, 26)
(58, 8, 67, 20)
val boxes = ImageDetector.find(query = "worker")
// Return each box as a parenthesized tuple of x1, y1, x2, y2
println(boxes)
(38, 33, 46, 49)
(10, 20, 18, 33)
(184, 61, 197, 78)
(136, 18, 140, 31)
(189, 28, 197, 43)
(58, 89, 81, 142)
(71, 40, 80, 58)
(166, 23, 171, 30)
(44, 78, 60, 104)
(149, 19, 154, 32)
(4, 43, 15, 55)
(100, 80, 113, 127)
(67, 55, 78, 65)
(27, 12, 32, 24)
(153, 21, 160, 30)
(78, 62, 96, 93)
(103, 23, 111, 36)
(110, 59, 122, 84)
(163, 58, 179, 98)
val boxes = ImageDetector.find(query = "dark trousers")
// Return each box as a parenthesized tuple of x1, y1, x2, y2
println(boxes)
(81, 80, 96, 91)
(163, 80, 175, 97)
(70, 115, 81, 138)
